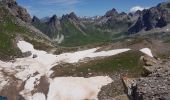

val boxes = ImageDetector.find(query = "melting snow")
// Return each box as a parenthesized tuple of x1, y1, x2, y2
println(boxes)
(140, 48, 153, 57)
(0, 40, 131, 100)
(47, 76, 112, 100)
(32, 93, 46, 100)
(24, 75, 41, 91)
(55, 48, 130, 63)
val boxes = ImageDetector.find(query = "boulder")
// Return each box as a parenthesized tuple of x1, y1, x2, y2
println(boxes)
(33, 54, 38, 58)
(122, 77, 137, 99)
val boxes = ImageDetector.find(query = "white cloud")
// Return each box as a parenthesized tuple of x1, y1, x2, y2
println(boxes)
(130, 6, 147, 12)
(37, 0, 80, 6)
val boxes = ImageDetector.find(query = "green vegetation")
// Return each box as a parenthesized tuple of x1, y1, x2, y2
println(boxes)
(60, 21, 112, 47)
(77, 51, 144, 76)
(51, 51, 144, 77)
(0, 6, 51, 60)
(0, 6, 21, 59)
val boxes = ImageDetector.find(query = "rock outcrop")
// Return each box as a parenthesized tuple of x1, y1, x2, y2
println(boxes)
(0, 0, 31, 22)
(0, 0, 52, 43)
(123, 56, 170, 100)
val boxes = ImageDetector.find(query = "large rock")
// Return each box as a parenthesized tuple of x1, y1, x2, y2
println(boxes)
(122, 77, 137, 98)
(141, 56, 157, 67)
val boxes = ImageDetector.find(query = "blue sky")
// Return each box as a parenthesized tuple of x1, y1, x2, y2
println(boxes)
(17, 0, 166, 18)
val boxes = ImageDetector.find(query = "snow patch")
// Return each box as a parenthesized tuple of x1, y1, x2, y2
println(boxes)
(54, 34, 64, 44)
(24, 75, 41, 91)
(17, 40, 130, 70)
(0, 40, 131, 99)
(32, 93, 46, 100)
(17, 41, 34, 53)
(47, 76, 113, 100)
(55, 48, 130, 64)
(140, 48, 153, 57)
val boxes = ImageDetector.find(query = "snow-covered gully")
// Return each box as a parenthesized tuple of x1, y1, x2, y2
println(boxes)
(0, 41, 153, 100)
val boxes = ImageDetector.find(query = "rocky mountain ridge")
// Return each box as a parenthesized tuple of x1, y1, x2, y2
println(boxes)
(128, 2, 170, 34)
(31, 1, 170, 45)
(32, 8, 141, 45)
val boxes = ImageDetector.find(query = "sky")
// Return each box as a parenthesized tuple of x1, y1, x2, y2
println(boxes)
(17, 0, 166, 18)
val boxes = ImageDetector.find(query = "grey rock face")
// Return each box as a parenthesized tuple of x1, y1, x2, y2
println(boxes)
(32, 15, 62, 40)
(0, 0, 31, 22)
(32, 12, 87, 42)
(128, 2, 170, 34)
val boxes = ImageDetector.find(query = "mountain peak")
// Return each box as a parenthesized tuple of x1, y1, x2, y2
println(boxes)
(105, 8, 118, 17)
(32, 16, 40, 23)
(49, 15, 59, 23)
(51, 15, 58, 20)
(61, 12, 79, 21)
(68, 12, 78, 20)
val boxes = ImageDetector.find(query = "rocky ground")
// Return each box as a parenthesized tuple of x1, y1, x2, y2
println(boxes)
(123, 56, 170, 100)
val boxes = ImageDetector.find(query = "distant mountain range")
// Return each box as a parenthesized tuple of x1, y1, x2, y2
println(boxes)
(30, 1, 170, 46)
(128, 2, 170, 34)
(31, 8, 141, 46)
(1, 0, 170, 47)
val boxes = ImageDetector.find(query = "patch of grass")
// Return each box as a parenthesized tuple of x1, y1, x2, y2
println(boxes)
(60, 21, 112, 47)
(0, 6, 52, 60)
(0, 32, 16, 58)
(77, 51, 144, 76)
(51, 51, 144, 77)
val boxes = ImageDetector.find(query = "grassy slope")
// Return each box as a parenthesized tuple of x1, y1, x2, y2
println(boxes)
(0, 6, 52, 60)
(51, 51, 144, 77)
(60, 20, 112, 47)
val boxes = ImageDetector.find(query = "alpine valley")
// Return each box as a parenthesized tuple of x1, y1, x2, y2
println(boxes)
(0, 0, 170, 100)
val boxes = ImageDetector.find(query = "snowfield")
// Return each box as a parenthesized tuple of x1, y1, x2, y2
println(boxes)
(140, 48, 153, 57)
(32, 93, 46, 100)
(47, 76, 112, 100)
(0, 40, 154, 100)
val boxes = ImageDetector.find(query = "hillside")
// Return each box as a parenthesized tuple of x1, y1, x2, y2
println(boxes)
(0, 0, 53, 60)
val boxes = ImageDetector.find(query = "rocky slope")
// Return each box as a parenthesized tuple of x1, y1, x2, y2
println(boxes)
(123, 56, 170, 100)
(95, 8, 135, 32)
(0, 0, 31, 22)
